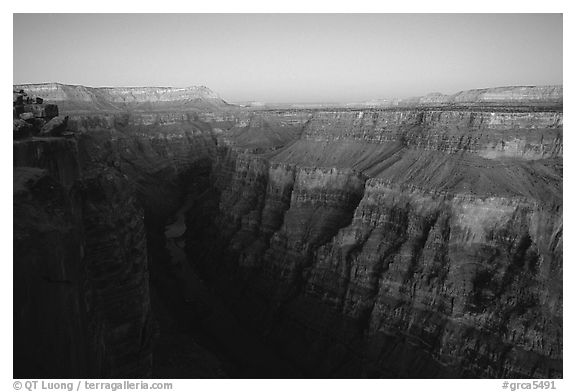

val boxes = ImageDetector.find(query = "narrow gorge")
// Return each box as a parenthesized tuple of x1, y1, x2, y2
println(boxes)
(13, 83, 562, 379)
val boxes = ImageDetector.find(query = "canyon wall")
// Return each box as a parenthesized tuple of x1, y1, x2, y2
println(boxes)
(14, 134, 155, 377)
(13, 84, 562, 378)
(13, 95, 221, 377)
(188, 88, 562, 378)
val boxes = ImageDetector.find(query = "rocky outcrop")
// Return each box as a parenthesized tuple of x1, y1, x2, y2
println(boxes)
(41, 115, 69, 136)
(13, 89, 62, 138)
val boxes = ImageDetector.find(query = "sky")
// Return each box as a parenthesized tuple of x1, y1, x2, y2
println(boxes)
(13, 13, 562, 103)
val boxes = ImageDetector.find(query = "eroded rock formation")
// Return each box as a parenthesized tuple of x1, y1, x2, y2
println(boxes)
(187, 86, 562, 378)
(13, 84, 562, 378)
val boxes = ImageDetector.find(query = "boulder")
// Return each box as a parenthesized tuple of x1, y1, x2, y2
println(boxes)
(40, 116, 69, 136)
(19, 112, 34, 121)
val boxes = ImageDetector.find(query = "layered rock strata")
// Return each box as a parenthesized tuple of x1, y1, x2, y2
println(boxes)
(13, 84, 563, 378)
(187, 88, 562, 378)
(12, 97, 220, 377)
(398, 85, 562, 107)
(13, 131, 155, 377)
(13, 83, 230, 112)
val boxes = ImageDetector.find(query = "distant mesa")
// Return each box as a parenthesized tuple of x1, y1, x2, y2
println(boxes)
(12, 83, 232, 113)
(341, 86, 562, 109)
(398, 85, 562, 107)
(12, 83, 563, 114)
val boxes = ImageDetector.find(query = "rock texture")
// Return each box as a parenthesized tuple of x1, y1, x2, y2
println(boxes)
(14, 107, 159, 378)
(14, 167, 87, 377)
(13, 89, 61, 138)
(186, 87, 562, 378)
(399, 86, 562, 107)
(14, 145, 154, 377)
(13, 84, 562, 378)
(13, 83, 230, 112)
(13, 88, 226, 378)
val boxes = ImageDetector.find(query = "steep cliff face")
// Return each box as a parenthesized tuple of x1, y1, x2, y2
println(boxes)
(187, 91, 562, 378)
(79, 167, 153, 377)
(14, 136, 154, 377)
(297, 182, 562, 377)
(13, 90, 304, 377)
(278, 109, 562, 164)
(14, 167, 86, 378)
(12, 84, 224, 376)
(70, 112, 217, 221)
(13, 84, 562, 378)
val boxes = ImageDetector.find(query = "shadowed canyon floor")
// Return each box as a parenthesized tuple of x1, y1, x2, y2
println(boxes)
(13, 84, 562, 378)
